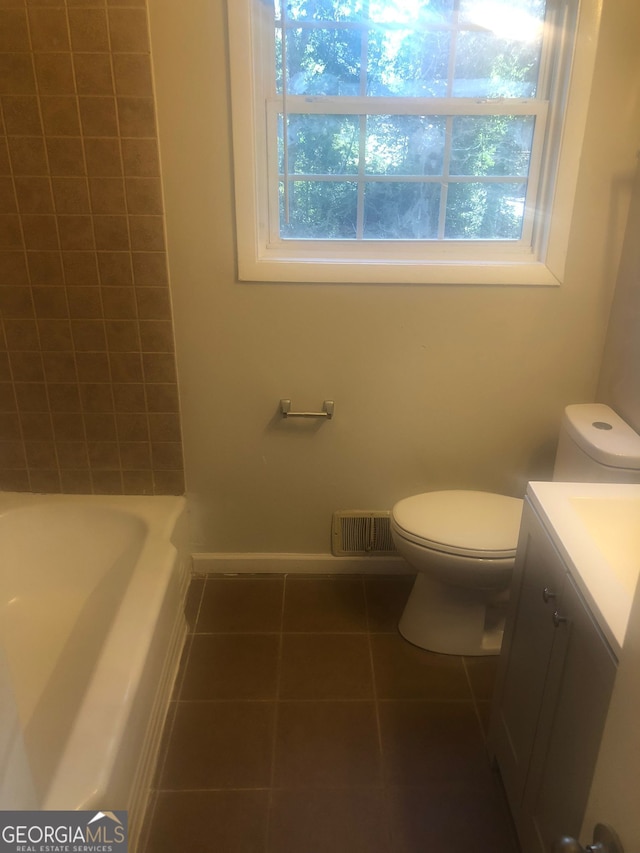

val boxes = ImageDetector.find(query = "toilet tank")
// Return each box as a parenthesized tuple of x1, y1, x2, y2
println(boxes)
(553, 403, 640, 483)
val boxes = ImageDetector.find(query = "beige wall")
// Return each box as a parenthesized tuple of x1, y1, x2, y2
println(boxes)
(148, 0, 640, 553)
(0, 0, 184, 496)
(594, 0, 640, 434)
(597, 161, 640, 432)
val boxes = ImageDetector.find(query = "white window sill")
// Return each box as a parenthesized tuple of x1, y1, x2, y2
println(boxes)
(237, 256, 562, 286)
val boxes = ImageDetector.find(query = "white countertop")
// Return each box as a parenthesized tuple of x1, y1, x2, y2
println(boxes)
(526, 481, 640, 657)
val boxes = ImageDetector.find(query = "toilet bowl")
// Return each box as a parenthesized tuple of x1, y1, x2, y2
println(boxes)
(391, 403, 640, 656)
(390, 490, 524, 656)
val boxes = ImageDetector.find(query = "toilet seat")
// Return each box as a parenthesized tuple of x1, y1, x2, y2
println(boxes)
(391, 490, 524, 560)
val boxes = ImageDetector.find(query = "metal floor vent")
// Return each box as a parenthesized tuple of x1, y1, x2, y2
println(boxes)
(331, 511, 398, 556)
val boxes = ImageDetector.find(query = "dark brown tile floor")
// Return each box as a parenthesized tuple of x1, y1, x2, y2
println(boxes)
(140, 574, 519, 853)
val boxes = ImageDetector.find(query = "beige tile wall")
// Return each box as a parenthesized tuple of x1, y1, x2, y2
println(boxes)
(0, 0, 184, 495)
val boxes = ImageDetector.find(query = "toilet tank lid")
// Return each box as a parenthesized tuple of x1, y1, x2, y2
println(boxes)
(392, 490, 524, 555)
(563, 404, 640, 469)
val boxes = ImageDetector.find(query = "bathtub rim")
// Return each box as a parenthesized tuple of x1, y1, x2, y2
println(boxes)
(0, 491, 189, 850)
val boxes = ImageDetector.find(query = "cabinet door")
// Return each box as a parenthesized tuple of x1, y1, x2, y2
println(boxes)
(490, 502, 566, 826)
(521, 574, 617, 853)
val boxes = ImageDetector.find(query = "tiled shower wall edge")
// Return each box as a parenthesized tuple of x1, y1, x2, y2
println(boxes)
(0, 0, 184, 495)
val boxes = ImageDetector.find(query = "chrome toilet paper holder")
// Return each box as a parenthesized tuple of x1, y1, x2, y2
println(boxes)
(279, 399, 335, 419)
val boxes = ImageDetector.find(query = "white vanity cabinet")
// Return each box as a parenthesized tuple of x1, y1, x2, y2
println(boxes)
(490, 498, 617, 853)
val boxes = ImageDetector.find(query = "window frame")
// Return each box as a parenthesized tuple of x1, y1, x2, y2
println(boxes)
(227, 0, 601, 285)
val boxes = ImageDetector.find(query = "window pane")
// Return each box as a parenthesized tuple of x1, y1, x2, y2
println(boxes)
(450, 116, 535, 177)
(459, 0, 546, 35)
(367, 29, 450, 97)
(444, 182, 526, 239)
(283, 27, 361, 95)
(368, 0, 454, 25)
(268, 2, 549, 246)
(364, 183, 441, 239)
(279, 115, 360, 175)
(277, 0, 366, 23)
(280, 181, 358, 238)
(365, 116, 446, 176)
(453, 22, 544, 98)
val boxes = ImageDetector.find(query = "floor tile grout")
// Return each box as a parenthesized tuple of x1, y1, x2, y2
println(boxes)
(462, 656, 494, 748)
(265, 576, 287, 849)
(364, 580, 386, 767)
(143, 575, 518, 853)
(165, 697, 484, 707)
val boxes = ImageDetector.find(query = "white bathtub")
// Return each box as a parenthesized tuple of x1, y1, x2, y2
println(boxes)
(0, 492, 189, 849)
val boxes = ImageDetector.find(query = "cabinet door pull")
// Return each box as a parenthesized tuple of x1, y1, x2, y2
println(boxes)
(554, 822, 624, 853)
(543, 586, 557, 603)
(552, 610, 568, 627)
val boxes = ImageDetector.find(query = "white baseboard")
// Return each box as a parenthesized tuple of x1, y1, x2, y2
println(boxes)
(192, 552, 411, 575)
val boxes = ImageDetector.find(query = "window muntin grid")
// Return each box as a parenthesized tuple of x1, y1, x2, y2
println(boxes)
(270, 0, 548, 244)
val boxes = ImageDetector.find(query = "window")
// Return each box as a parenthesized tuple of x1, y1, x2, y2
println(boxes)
(228, 0, 600, 284)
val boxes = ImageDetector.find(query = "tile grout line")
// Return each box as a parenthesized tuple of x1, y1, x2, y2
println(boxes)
(138, 788, 159, 853)
(164, 696, 478, 705)
(364, 577, 396, 853)
(264, 574, 287, 852)
(150, 786, 274, 794)
(363, 577, 386, 776)
(144, 701, 178, 813)
(146, 577, 206, 809)
(189, 629, 371, 635)
(461, 657, 493, 749)
(190, 575, 206, 631)
(168, 576, 205, 699)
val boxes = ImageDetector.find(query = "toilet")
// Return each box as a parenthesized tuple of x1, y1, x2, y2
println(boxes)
(391, 403, 640, 656)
